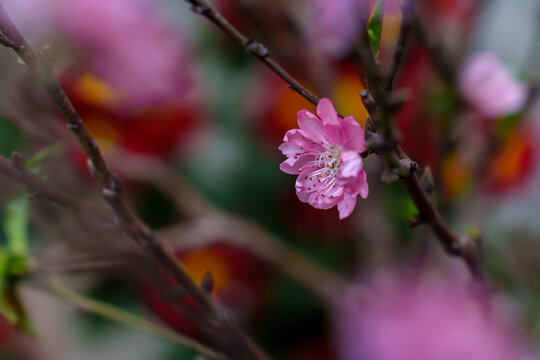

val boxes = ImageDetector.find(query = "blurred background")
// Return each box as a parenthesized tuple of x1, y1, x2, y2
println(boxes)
(0, 0, 539, 359)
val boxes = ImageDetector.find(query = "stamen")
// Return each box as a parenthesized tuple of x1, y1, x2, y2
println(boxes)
(302, 146, 343, 195)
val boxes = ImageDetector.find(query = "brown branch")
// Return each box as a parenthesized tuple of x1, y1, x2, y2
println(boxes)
(401, 174, 483, 280)
(0, 153, 84, 211)
(0, 5, 269, 360)
(356, 4, 485, 283)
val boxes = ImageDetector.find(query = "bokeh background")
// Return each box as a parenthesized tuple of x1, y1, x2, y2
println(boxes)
(0, 0, 539, 359)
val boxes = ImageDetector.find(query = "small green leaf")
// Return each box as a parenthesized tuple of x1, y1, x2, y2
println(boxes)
(367, 0, 383, 55)
(4, 195, 29, 260)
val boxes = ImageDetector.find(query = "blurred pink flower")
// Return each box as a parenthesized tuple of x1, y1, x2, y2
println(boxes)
(56, 0, 194, 106)
(279, 98, 368, 219)
(304, 0, 364, 58)
(459, 52, 528, 118)
(334, 275, 534, 360)
(303, 0, 404, 58)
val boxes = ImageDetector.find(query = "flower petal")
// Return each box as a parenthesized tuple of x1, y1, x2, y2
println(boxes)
(355, 171, 369, 199)
(296, 187, 311, 203)
(280, 155, 313, 174)
(317, 98, 339, 125)
(298, 110, 326, 143)
(323, 123, 344, 146)
(338, 151, 363, 179)
(283, 129, 326, 152)
(350, 170, 369, 199)
(337, 193, 357, 219)
(341, 116, 365, 152)
(308, 189, 341, 210)
(342, 170, 369, 199)
(295, 168, 325, 193)
(278, 142, 302, 157)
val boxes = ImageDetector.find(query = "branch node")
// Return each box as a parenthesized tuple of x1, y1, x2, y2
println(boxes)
(11, 151, 25, 170)
(460, 232, 483, 263)
(101, 176, 122, 198)
(101, 187, 117, 200)
(86, 158, 98, 180)
(0, 33, 16, 49)
(66, 122, 80, 131)
(16, 56, 29, 71)
(191, 3, 210, 15)
(360, 89, 377, 114)
(245, 39, 269, 58)
(39, 44, 54, 69)
(110, 176, 122, 193)
(397, 157, 417, 178)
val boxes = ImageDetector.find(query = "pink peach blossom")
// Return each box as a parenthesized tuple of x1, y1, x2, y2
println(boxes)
(459, 52, 528, 118)
(279, 98, 368, 219)
(334, 274, 535, 360)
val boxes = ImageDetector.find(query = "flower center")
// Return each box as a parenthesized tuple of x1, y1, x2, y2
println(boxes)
(306, 146, 342, 194)
(297, 145, 343, 198)
(317, 147, 341, 177)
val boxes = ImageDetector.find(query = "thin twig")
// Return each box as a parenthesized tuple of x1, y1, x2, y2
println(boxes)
(185, 0, 320, 105)
(382, 3, 413, 92)
(41, 281, 225, 360)
(0, 5, 269, 359)
(0, 153, 84, 210)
